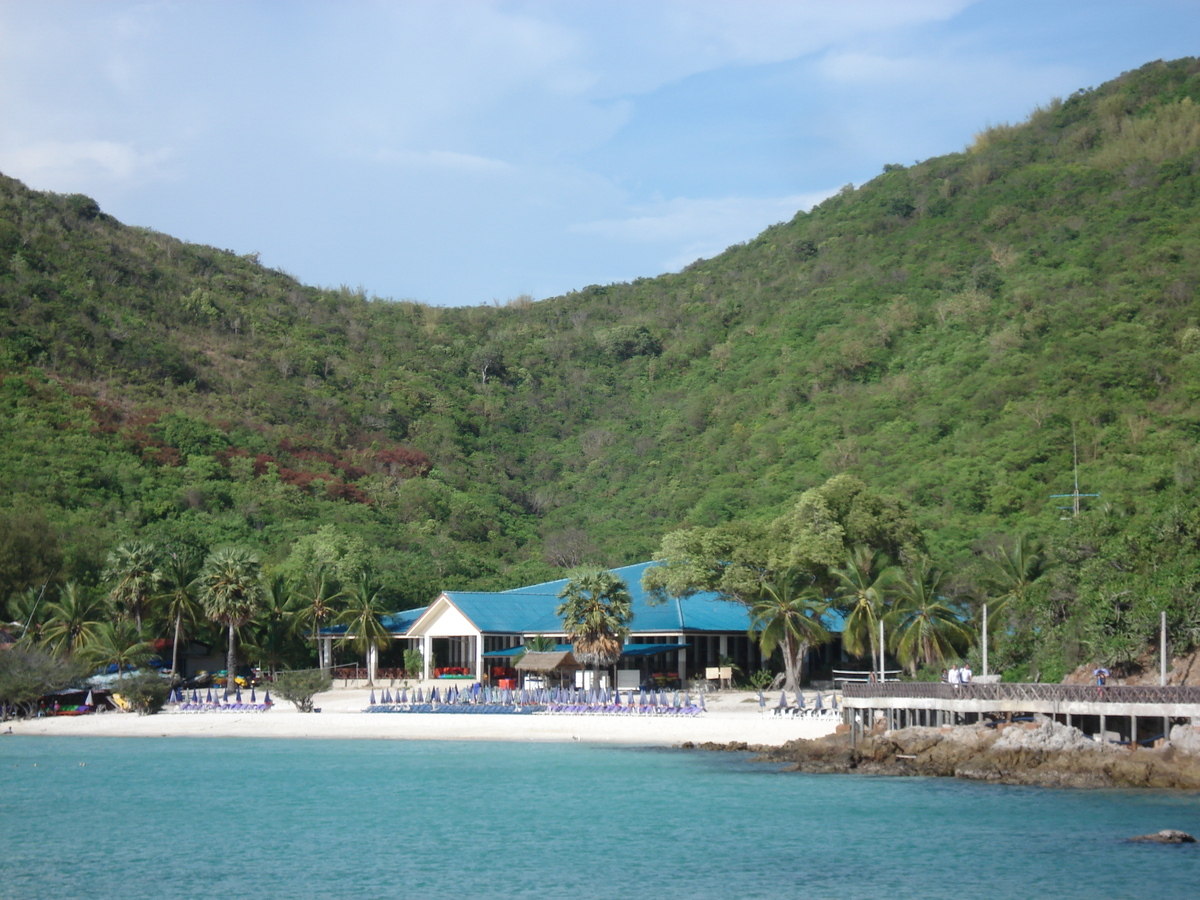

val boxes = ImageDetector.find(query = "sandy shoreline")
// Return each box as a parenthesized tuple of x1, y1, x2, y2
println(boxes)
(9, 688, 839, 746)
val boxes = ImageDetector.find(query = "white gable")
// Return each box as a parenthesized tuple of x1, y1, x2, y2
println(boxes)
(408, 594, 480, 638)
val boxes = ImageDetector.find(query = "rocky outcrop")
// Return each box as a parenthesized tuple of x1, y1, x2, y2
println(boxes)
(739, 720, 1200, 789)
(1127, 830, 1196, 843)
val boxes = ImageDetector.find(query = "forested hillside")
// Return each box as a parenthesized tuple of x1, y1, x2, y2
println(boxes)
(3, 57, 1200, 679)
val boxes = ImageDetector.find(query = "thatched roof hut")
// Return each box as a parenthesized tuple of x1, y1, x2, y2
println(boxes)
(514, 650, 580, 673)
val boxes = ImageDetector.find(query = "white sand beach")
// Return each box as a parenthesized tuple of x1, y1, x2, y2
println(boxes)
(10, 688, 839, 746)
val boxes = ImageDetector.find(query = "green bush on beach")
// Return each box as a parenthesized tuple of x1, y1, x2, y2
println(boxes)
(274, 670, 333, 713)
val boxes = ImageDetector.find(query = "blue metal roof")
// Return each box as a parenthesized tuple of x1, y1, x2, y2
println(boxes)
(323, 561, 845, 638)
(319, 606, 427, 637)
(498, 561, 752, 634)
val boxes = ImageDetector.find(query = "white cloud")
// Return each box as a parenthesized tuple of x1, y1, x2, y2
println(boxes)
(571, 189, 836, 270)
(365, 148, 514, 175)
(0, 139, 172, 193)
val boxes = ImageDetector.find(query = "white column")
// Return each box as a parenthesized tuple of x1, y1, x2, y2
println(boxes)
(322, 637, 332, 674)
(677, 635, 687, 687)
(367, 644, 378, 684)
(422, 634, 433, 681)
(474, 634, 484, 683)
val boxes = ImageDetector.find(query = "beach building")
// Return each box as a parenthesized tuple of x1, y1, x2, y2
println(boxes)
(320, 562, 776, 687)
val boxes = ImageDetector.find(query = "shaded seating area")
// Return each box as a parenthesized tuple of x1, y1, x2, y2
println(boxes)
(760, 690, 842, 720)
(361, 684, 706, 717)
(168, 687, 274, 713)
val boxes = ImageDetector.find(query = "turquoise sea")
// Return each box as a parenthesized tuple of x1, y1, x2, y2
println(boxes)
(1, 737, 1198, 900)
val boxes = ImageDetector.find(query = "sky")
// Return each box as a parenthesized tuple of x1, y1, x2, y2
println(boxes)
(1, 1, 1198, 307)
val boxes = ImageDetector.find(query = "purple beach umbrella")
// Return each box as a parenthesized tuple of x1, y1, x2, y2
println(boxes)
(369, 689, 377, 705)
(250, 687, 257, 703)
(264, 689, 272, 704)
(206, 689, 214, 703)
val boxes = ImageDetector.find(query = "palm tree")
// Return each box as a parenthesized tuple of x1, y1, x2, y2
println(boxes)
(8, 585, 52, 646)
(248, 573, 296, 679)
(41, 582, 106, 656)
(158, 548, 205, 677)
(85, 620, 155, 676)
(103, 541, 161, 634)
(832, 546, 901, 664)
(335, 571, 393, 684)
(198, 547, 266, 694)
(287, 565, 343, 672)
(748, 576, 830, 693)
(984, 534, 1047, 616)
(555, 568, 633, 685)
(887, 558, 973, 675)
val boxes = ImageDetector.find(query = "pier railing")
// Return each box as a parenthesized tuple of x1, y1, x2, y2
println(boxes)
(842, 682, 1200, 704)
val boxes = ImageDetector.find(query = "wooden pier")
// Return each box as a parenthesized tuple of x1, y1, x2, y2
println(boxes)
(841, 682, 1200, 745)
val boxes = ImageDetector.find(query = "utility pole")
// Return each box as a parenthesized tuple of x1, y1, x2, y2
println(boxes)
(982, 603, 989, 678)
(1161, 611, 1168, 687)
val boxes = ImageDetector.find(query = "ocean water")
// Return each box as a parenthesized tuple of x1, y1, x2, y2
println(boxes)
(1, 738, 1199, 900)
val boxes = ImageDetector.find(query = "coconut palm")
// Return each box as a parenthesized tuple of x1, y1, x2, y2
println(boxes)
(247, 573, 296, 678)
(41, 582, 106, 656)
(198, 547, 265, 693)
(287, 565, 343, 671)
(748, 576, 830, 693)
(887, 558, 973, 675)
(555, 568, 633, 682)
(984, 534, 1047, 616)
(85, 620, 155, 676)
(158, 548, 205, 677)
(832, 546, 901, 663)
(8, 585, 52, 646)
(335, 571, 393, 684)
(103, 541, 160, 634)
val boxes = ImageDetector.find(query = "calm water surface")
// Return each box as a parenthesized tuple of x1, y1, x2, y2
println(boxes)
(2, 737, 1199, 899)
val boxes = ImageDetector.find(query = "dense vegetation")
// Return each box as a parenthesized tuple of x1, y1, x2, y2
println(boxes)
(3, 58, 1200, 681)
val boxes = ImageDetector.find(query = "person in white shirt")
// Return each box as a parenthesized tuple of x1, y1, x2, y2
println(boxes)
(948, 664, 961, 686)
(961, 662, 973, 684)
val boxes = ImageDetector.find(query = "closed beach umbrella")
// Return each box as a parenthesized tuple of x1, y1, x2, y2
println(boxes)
(797, 691, 806, 709)
(813, 691, 823, 710)
(757, 690, 765, 710)
(251, 686, 257, 703)
(415, 688, 424, 703)
(698, 692, 706, 711)
(236, 687, 242, 703)
(830, 693, 838, 710)
(263, 690, 271, 704)
(777, 691, 788, 710)
(369, 690, 377, 705)
(399, 688, 408, 703)
(84, 690, 94, 707)
(206, 689, 214, 703)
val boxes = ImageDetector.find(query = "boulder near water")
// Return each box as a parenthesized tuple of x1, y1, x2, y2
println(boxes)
(1127, 830, 1196, 844)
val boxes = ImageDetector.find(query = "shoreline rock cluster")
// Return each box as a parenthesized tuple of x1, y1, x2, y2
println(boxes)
(687, 719, 1200, 789)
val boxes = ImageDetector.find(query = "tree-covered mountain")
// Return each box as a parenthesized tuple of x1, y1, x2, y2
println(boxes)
(3, 57, 1200, 679)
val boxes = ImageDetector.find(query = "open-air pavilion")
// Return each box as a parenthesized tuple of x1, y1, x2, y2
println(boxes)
(319, 562, 776, 686)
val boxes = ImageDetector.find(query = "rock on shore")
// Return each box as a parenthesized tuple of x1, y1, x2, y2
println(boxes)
(736, 719, 1200, 789)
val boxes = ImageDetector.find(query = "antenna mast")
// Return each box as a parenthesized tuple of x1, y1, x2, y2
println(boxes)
(1049, 426, 1100, 517)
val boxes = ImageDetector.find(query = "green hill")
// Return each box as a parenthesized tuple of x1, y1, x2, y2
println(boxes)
(3, 57, 1200, 679)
